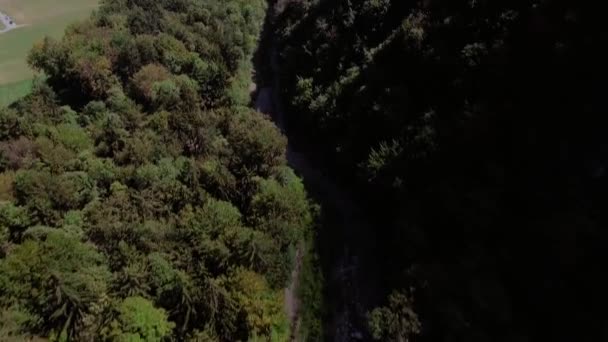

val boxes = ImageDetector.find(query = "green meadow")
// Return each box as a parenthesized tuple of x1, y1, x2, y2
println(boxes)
(0, 79, 33, 106)
(0, 0, 98, 106)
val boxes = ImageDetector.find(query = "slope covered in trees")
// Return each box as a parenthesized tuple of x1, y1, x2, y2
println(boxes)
(0, 0, 315, 340)
(274, 0, 606, 341)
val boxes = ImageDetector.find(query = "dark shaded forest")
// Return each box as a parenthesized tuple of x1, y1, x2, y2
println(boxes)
(273, 0, 607, 341)
(0, 0, 316, 340)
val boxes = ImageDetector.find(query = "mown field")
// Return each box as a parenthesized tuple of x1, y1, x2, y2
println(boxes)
(0, 0, 98, 106)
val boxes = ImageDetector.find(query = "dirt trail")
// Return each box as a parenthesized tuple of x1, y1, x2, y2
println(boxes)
(255, 42, 382, 341)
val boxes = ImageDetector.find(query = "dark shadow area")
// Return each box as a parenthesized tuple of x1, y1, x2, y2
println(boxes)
(269, 1, 608, 342)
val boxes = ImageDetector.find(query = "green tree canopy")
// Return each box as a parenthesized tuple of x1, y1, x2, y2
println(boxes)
(109, 296, 174, 342)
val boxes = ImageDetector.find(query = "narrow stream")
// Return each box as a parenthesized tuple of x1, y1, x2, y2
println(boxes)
(254, 26, 382, 341)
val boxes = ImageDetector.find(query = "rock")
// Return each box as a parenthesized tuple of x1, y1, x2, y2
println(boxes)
(351, 331, 364, 340)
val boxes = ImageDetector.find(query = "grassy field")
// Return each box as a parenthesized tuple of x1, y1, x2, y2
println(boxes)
(0, 79, 33, 106)
(0, 0, 98, 106)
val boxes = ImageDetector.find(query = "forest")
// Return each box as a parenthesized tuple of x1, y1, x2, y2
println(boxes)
(273, 0, 605, 341)
(1, 0, 606, 341)
(0, 0, 316, 340)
